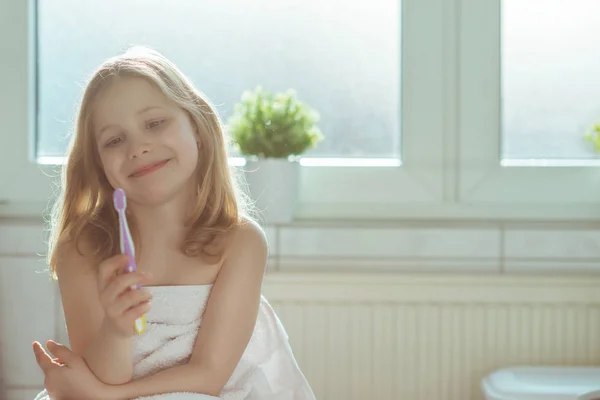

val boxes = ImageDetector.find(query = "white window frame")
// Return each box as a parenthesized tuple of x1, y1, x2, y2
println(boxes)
(0, 0, 55, 217)
(3, 0, 596, 222)
(0, 0, 451, 220)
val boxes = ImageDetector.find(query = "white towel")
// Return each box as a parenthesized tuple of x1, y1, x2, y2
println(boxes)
(33, 285, 315, 400)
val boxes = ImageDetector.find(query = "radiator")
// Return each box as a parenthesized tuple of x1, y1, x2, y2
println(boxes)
(264, 273, 600, 400)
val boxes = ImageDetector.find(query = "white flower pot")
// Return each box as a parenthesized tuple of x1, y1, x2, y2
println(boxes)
(242, 158, 299, 224)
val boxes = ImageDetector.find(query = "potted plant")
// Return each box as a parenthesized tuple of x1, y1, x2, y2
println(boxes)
(228, 86, 323, 224)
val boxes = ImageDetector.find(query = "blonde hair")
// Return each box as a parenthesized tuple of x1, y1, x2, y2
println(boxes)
(47, 46, 249, 276)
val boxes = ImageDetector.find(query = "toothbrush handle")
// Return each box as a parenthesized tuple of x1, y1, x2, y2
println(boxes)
(118, 211, 140, 289)
(119, 214, 136, 269)
(118, 212, 145, 334)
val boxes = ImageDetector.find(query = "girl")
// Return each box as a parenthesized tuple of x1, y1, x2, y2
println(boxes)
(32, 46, 315, 400)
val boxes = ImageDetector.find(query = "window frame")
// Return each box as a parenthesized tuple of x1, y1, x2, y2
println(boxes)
(0, 0, 55, 218)
(1, 0, 451, 220)
(3, 0, 598, 222)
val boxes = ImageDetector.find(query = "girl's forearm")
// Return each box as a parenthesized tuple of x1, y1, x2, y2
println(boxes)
(107, 363, 221, 400)
(83, 319, 134, 385)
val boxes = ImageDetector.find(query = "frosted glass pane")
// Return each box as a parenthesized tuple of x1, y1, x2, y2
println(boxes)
(501, 0, 600, 160)
(36, 0, 401, 159)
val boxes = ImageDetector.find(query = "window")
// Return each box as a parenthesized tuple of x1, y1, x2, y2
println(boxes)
(1, 0, 448, 218)
(501, 0, 600, 162)
(3, 0, 595, 221)
(457, 0, 600, 218)
(36, 0, 402, 161)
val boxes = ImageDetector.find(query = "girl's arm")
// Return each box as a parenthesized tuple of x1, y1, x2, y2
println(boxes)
(108, 220, 269, 399)
(55, 239, 135, 384)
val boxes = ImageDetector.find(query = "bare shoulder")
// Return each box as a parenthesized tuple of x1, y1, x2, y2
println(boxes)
(53, 235, 98, 278)
(222, 217, 268, 272)
(233, 217, 268, 250)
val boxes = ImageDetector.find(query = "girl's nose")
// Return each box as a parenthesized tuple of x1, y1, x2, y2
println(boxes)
(127, 137, 153, 159)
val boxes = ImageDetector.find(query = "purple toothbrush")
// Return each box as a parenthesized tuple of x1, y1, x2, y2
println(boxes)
(113, 188, 146, 334)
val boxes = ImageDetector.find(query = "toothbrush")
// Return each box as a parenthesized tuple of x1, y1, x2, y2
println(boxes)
(113, 188, 146, 335)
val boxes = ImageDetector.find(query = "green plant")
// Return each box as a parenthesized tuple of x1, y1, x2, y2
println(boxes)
(585, 123, 600, 151)
(227, 86, 323, 158)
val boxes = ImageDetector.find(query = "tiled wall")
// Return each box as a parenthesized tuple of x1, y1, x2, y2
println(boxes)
(270, 222, 600, 274)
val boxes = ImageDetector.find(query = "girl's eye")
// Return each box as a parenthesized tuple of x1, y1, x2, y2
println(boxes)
(147, 119, 165, 129)
(106, 137, 122, 147)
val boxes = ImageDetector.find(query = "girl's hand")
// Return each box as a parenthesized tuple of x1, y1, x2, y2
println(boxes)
(33, 340, 114, 400)
(98, 254, 153, 337)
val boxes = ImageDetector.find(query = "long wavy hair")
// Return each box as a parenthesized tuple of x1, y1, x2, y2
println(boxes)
(46, 46, 250, 276)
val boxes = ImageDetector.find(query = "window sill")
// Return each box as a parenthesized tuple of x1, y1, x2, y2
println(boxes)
(2, 215, 600, 275)
(0, 201, 50, 220)
(4, 199, 600, 222)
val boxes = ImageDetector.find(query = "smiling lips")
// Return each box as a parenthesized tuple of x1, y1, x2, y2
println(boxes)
(130, 159, 170, 178)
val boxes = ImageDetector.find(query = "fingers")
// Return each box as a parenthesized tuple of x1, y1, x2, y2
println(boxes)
(111, 287, 153, 316)
(32, 341, 54, 372)
(102, 271, 152, 304)
(46, 340, 77, 366)
(122, 300, 152, 322)
(98, 254, 131, 290)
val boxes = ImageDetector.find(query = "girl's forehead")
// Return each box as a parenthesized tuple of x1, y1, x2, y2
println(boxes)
(98, 77, 163, 105)
(93, 77, 168, 121)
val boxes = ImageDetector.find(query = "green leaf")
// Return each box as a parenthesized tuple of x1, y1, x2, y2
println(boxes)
(227, 86, 324, 158)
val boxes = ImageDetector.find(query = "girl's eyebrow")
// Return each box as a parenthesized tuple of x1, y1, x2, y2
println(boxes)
(97, 123, 119, 138)
(96, 106, 166, 137)
(137, 105, 166, 115)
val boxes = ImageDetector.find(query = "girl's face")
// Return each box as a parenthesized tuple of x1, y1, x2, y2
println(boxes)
(92, 76, 199, 206)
